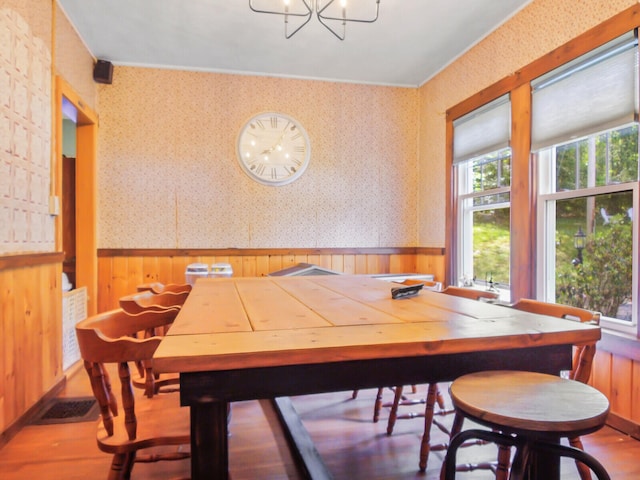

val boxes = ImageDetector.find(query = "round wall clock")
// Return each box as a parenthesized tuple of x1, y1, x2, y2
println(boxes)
(236, 112, 311, 186)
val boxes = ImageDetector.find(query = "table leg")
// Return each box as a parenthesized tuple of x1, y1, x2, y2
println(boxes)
(190, 399, 229, 480)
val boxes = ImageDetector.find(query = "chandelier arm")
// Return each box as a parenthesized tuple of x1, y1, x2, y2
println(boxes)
(316, 0, 380, 23)
(316, 14, 345, 41)
(249, 0, 313, 18)
(285, 9, 314, 39)
(250, 0, 380, 39)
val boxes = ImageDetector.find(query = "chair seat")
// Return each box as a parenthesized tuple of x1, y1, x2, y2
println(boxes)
(97, 381, 190, 453)
(449, 370, 610, 439)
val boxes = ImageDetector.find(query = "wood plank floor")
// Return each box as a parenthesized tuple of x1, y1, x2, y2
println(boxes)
(1, 368, 638, 479)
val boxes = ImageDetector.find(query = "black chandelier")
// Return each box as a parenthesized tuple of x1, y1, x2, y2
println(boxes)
(249, 0, 381, 40)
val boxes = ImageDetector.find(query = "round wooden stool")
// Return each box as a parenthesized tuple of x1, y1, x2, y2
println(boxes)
(442, 370, 611, 480)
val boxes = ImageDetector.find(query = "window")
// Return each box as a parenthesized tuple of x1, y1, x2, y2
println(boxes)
(453, 95, 511, 299)
(457, 148, 511, 297)
(533, 32, 639, 331)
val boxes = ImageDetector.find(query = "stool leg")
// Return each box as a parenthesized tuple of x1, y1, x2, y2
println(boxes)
(442, 429, 520, 480)
(439, 410, 465, 479)
(508, 441, 532, 480)
(532, 441, 610, 480)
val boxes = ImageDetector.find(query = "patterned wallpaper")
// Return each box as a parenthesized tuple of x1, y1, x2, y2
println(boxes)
(0, 6, 53, 254)
(97, 69, 419, 248)
(54, 3, 97, 112)
(3, 0, 634, 253)
(417, 0, 638, 247)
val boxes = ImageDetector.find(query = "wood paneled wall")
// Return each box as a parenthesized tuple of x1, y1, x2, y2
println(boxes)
(96, 248, 446, 312)
(592, 349, 640, 438)
(0, 253, 64, 443)
(4, 248, 640, 443)
(97, 248, 640, 437)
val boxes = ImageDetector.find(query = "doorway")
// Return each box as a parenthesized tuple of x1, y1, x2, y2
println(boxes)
(61, 100, 77, 288)
(55, 77, 98, 315)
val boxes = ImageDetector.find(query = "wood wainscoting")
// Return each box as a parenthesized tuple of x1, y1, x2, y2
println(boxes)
(96, 245, 640, 442)
(0, 252, 66, 447)
(97, 247, 446, 312)
(591, 342, 640, 440)
(3, 248, 640, 450)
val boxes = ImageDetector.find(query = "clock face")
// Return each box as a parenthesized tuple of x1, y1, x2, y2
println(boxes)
(237, 112, 311, 186)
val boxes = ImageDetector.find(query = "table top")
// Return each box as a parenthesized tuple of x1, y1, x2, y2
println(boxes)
(152, 275, 601, 373)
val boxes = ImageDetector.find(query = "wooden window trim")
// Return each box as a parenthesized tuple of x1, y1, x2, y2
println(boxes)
(446, 4, 640, 358)
(446, 5, 640, 306)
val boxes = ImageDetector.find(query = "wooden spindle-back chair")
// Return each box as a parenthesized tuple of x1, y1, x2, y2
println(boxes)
(75, 308, 190, 479)
(382, 287, 500, 472)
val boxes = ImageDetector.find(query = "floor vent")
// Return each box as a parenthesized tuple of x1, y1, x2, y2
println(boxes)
(32, 397, 99, 425)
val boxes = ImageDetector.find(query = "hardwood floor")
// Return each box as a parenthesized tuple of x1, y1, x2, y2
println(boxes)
(0, 369, 638, 479)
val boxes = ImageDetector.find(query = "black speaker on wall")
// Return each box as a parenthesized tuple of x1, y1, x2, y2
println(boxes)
(93, 59, 113, 84)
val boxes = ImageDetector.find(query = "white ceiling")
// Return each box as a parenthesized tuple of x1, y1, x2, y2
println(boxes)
(57, 0, 532, 88)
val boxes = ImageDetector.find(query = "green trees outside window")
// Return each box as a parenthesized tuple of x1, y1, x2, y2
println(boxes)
(545, 125, 637, 322)
(555, 193, 633, 319)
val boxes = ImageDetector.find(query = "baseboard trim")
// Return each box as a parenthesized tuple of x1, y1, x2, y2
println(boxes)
(607, 412, 640, 441)
(0, 376, 67, 450)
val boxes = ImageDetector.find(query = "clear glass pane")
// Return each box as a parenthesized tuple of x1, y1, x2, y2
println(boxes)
(555, 125, 638, 192)
(471, 149, 511, 193)
(556, 140, 588, 191)
(554, 191, 633, 321)
(500, 155, 511, 187)
(595, 132, 608, 186)
(472, 162, 484, 192)
(472, 207, 510, 288)
(607, 124, 638, 185)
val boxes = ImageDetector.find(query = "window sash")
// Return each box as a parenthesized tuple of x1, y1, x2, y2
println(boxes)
(456, 148, 512, 298)
(536, 180, 638, 332)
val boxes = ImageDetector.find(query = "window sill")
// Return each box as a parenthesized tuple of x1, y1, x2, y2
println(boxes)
(599, 328, 640, 361)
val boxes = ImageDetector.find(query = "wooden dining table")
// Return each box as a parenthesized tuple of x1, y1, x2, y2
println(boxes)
(152, 275, 601, 480)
